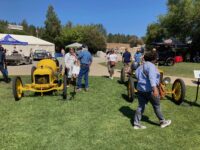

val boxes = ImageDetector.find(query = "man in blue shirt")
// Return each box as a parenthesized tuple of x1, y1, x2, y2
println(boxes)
(133, 48, 143, 69)
(122, 48, 131, 65)
(133, 51, 171, 129)
(77, 45, 92, 91)
(0, 45, 9, 83)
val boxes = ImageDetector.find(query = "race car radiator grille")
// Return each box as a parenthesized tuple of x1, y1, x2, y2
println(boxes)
(35, 75, 50, 84)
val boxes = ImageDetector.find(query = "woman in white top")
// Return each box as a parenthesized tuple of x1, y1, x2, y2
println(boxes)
(64, 48, 77, 78)
(107, 49, 118, 79)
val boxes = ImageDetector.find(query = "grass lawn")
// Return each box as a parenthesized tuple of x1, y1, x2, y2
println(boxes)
(100, 62, 200, 78)
(0, 76, 200, 150)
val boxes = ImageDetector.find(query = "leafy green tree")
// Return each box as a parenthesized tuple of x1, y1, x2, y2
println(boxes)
(0, 20, 8, 33)
(58, 24, 106, 53)
(43, 5, 61, 45)
(145, 0, 200, 49)
(145, 23, 167, 44)
(65, 21, 73, 29)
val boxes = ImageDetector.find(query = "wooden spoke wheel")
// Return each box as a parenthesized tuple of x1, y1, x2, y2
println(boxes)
(172, 79, 186, 105)
(120, 67, 126, 83)
(127, 77, 135, 102)
(63, 72, 67, 100)
(31, 66, 36, 83)
(12, 76, 23, 101)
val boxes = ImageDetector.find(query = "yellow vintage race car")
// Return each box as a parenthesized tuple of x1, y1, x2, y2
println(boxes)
(127, 70, 186, 105)
(12, 59, 68, 100)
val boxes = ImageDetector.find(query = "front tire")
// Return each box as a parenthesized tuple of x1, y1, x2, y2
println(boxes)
(31, 66, 36, 83)
(12, 76, 23, 101)
(172, 79, 186, 105)
(63, 73, 67, 100)
(120, 67, 126, 83)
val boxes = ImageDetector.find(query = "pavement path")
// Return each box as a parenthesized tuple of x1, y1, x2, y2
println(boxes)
(6, 57, 197, 86)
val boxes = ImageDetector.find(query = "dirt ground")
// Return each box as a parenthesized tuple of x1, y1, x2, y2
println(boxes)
(6, 57, 197, 87)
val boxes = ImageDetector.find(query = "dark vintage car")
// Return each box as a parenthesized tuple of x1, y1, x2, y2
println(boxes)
(33, 50, 51, 61)
(6, 52, 32, 66)
(151, 40, 189, 65)
(157, 48, 176, 66)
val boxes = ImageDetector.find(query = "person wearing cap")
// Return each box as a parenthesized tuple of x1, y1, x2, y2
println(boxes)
(133, 51, 171, 129)
(77, 45, 92, 91)
(0, 45, 9, 83)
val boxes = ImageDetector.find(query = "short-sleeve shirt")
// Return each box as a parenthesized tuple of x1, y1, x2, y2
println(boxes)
(108, 54, 118, 62)
(122, 51, 131, 63)
(134, 52, 142, 63)
(78, 50, 92, 65)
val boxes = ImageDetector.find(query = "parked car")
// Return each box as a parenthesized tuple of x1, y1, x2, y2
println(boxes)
(6, 52, 32, 66)
(33, 50, 51, 61)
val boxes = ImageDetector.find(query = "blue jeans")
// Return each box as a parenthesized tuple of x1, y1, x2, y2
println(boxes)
(134, 91, 165, 126)
(0, 65, 8, 81)
(77, 64, 89, 89)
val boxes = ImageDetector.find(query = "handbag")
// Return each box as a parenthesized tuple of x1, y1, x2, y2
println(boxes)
(110, 61, 116, 66)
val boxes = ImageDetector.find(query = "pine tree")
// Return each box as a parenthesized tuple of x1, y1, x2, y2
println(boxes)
(43, 5, 61, 44)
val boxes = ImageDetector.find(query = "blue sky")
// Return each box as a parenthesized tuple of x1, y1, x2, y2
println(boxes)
(0, 0, 167, 37)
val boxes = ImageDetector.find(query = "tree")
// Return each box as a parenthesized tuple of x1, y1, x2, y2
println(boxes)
(65, 21, 73, 29)
(43, 5, 61, 45)
(0, 20, 8, 33)
(145, 0, 199, 46)
(58, 24, 106, 54)
(21, 19, 29, 34)
(145, 23, 167, 44)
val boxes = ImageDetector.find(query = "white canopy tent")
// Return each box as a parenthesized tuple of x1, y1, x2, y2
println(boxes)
(0, 34, 55, 56)
(65, 42, 82, 48)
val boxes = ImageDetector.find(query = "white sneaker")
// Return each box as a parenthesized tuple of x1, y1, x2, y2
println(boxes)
(110, 77, 113, 80)
(160, 120, 171, 128)
(134, 124, 147, 130)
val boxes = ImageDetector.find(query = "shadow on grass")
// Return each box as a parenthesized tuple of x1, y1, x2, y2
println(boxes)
(102, 75, 110, 79)
(119, 106, 160, 126)
(0, 78, 11, 83)
(165, 95, 200, 107)
(121, 94, 137, 103)
(183, 99, 200, 107)
(117, 80, 128, 87)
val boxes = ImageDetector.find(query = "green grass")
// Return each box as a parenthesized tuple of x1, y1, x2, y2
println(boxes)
(100, 62, 200, 78)
(0, 76, 200, 150)
(158, 62, 200, 78)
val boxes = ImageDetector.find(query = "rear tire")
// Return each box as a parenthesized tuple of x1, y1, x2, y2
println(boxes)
(166, 58, 175, 66)
(12, 76, 23, 101)
(172, 79, 186, 105)
(127, 77, 135, 102)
